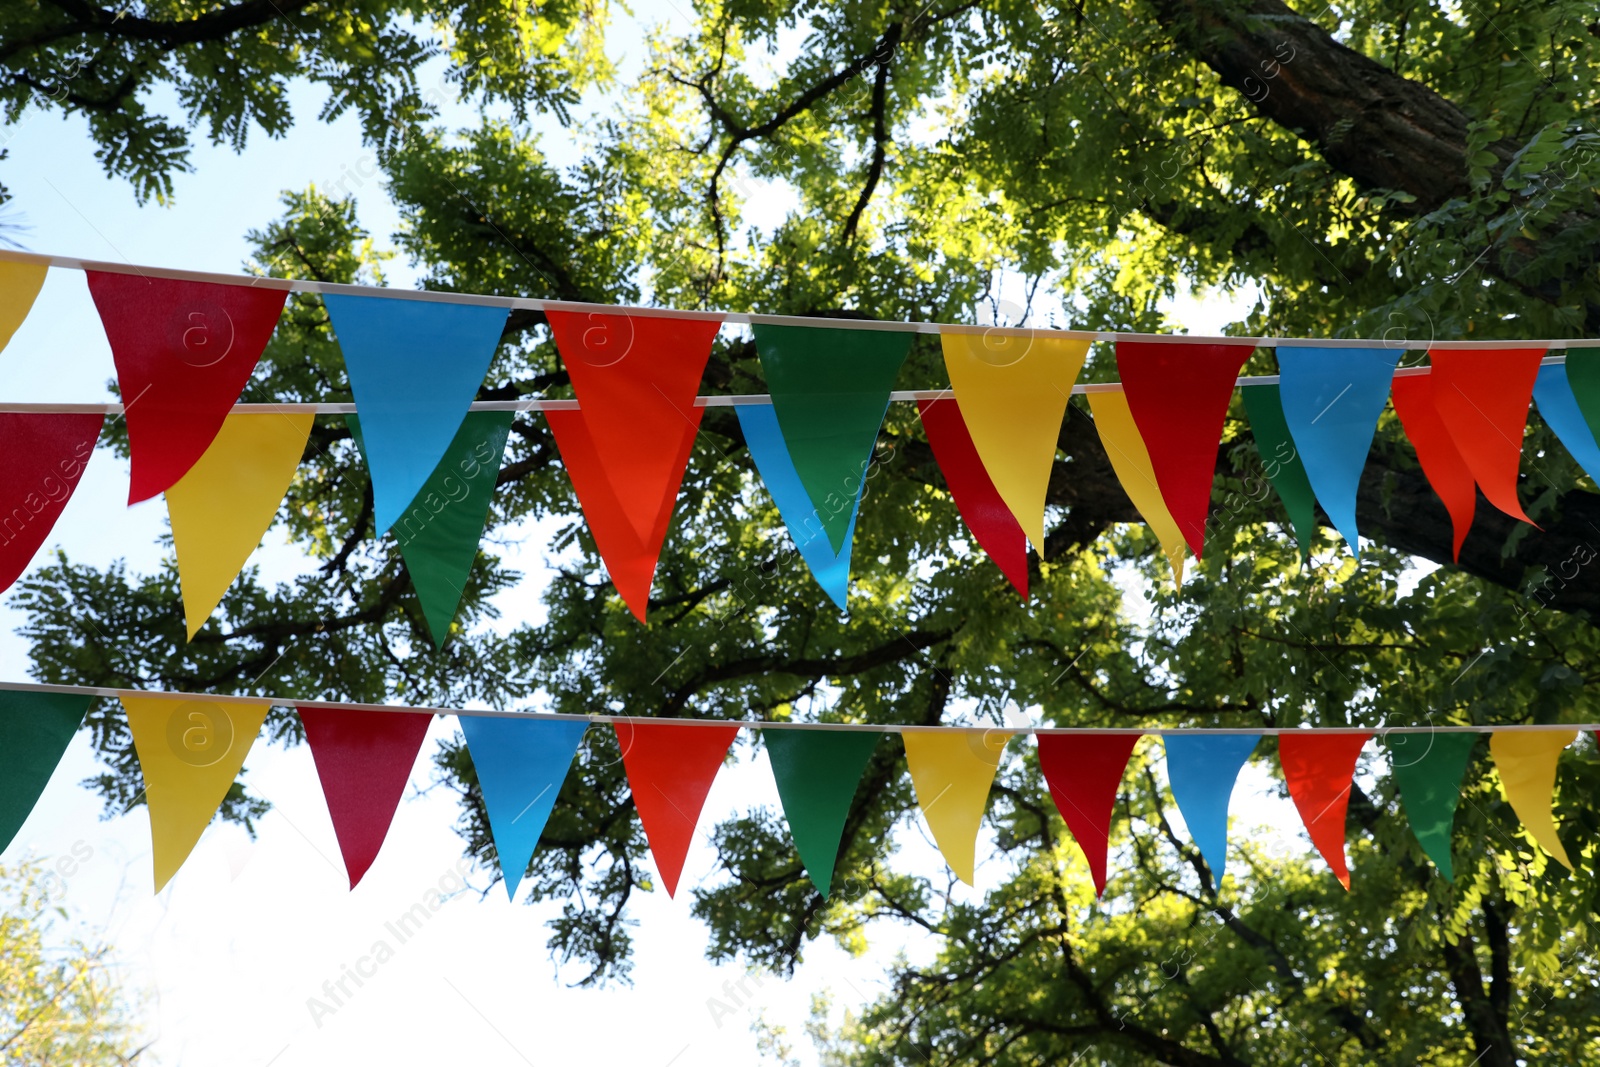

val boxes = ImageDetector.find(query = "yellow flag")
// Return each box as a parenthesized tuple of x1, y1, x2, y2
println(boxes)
(1086, 387, 1186, 584)
(0, 258, 48, 356)
(1489, 730, 1576, 869)
(122, 696, 270, 891)
(940, 330, 1089, 552)
(902, 728, 1010, 885)
(167, 412, 313, 638)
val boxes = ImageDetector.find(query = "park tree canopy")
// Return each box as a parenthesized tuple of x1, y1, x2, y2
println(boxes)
(4, 1, 1600, 1064)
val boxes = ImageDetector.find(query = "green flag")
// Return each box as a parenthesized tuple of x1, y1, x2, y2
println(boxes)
(1562, 349, 1600, 439)
(1388, 732, 1478, 880)
(764, 728, 881, 897)
(1, 691, 92, 852)
(350, 411, 514, 648)
(753, 324, 911, 553)
(1242, 384, 1319, 559)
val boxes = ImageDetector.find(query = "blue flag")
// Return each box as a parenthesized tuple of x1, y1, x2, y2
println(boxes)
(736, 402, 866, 609)
(458, 715, 588, 899)
(1532, 364, 1600, 483)
(323, 294, 507, 534)
(1163, 733, 1259, 889)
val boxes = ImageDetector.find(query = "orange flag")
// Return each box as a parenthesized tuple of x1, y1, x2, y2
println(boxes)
(1278, 732, 1371, 889)
(1390, 373, 1477, 560)
(614, 721, 739, 896)
(1428, 349, 1546, 525)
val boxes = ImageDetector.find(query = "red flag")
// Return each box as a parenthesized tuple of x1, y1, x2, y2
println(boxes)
(1037, 733, 1141, 896)
(1115, 341, 1255, 557)
(1278, 732, 1370, 889)
(0, 413, 103, 592)
(917, 397, 1029, 598)
(1391, 373, 1476, 560)
(1429, 348, 1545, 525)
(298, 706, 432, 888)
(86, 272, 288, 503)
(614, 721, 739, 897)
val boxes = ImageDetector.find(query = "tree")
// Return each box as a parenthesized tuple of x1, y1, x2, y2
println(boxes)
(5, 1, 1600, 1063)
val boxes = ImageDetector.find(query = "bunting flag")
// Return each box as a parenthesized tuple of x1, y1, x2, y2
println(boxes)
(1429, 349, 1545, 525)
(1386, 732, 1477, 880)
(917, 397, 1029, 598)
(1162, 734, 1258, 889)
(737, 403, 864, 609)
(1086, 388, 1187, 583)
(0, 259, 47, 355)
(763, 729, 881, 896)
(321, 293, 508, 535)
(1276, 346, 1399, 553)
(938, 330, 1089, 550)
(166, 412, 312, 639)
(86, 272, 288, 503)
(547, 310, 722, 543)
(0, 691, 91, 853)
(0, 413, 103, 593)
(123, 696, 270, 891)
(298, 706, 433, 889)
(614, 721, 739, 897)
(1489, 729, 1576, 869)
(1115, 340, 1256, 557)
(1390, 373, 1477, 561)
(1562, 349, 1600, 440)
(351, 411, 513, 647)
(902, 729, 1009, 885)
(458, 715, 589, 900)
(1037, 733, 1141, 896)
(1278, 732, 1370, 888)
(1532, 363, 1600, 485)
(753, 324, 911, 553)
(1239, 385, 1319, 559)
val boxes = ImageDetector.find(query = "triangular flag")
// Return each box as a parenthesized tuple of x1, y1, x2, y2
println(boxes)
(547, 310, 722, 542)
(1386, 732, 1478, 880)
(123, 696, 270, 891)
(0, 413, 103, 593)
(1562, 349, 1600, 440)
(0, 258, 47, 355)
(1239, 384, 1319, 559)
(902, 729, 1009, 886)
(322, 293, 508, 534)
(1278, 732, 1370, 888)
(763, 729, 881, 897)
(615, 721, 739, 896)
(753, 324, 911, 553)
(1391, 373, 1477, 561)
(1162, 734, 1258, 889)
(938, 330, 1089, 550)
(1115, 340, 1256, 557)
(298, 706, 433, 888)
(1429, 348, 1546, 525)
(458, 715, 588, 900)
(1086, 388, 1187, 583)
(0, 691, 91, 853)
(1037, 733, 1140, 896)
(1489, 729, 1576, 870)
(546, 406, 696, 622)
(167, 412, 312, 639)
(1533, 363, 1600, 484)
(86, 272, 288, 503)
(917, 397, 1029, 598)
(350, 411, 513, 647)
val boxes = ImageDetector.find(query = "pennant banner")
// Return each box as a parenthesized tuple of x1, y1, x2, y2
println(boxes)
(1532, 363, 1600, 485)
(902, 729, 1009, 886)
(1429, 349, 1546, 525)
(1239, 384, 1319, 559)
(1086, 388, 1186, 584)
(1391, 373, 1477, 561)
(1038, 733, 1140, 896)
(1562, 348, 1600, 442)
(764, 729, 881, 897)
(0, 691, 91, 853)
(615, 721, 739, 897)
(1278, 732, 1370, 889)
(917, 397, 1029, 598)
(1387, 732, 1477, 880)
(0, 259, 47, 356)
(0, 413, 103, 593)
(1162, 733, 1258, 889)
(1489, 729, 1577, 869)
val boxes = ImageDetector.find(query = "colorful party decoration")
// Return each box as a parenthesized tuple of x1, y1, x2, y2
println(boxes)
(917, 397, 1029, 598)
(1162, 733, 1258, 889)
(1115, 340, 1256, 557)
(86, 272, 288, 504)
(614, 721, 740, 896)
(1489, 729, 1577, 869)
(1429, 348, 1545, 525)
(1532, 363, 1600, 485)
(763, 729, 881, 896)
(0, 691, 91, 853)
(1239, 384, 1319, 559)
(1387, 731, 1478, 880)
(1390, 373, 1478, 561)
(458, 715, 589, 900)
(166, 412, 313, 639)
(1557, 349, 1600, 442)
(1086, 388, 1187, 583)
(1038, 733, 1141, 896)
(939, 330, 1089, 550)
(322, 293, 508, 535)
(122, 695, 270, 891)
(0, 413, 103, 593)
(1276, 346, 1399, 552)
(753, 324, 911, 553)
(0, 259, 47, 356)
(298, 706, 433, 889)
(1278, 732, 1370, 888)
(902, 729, 1010, 885)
